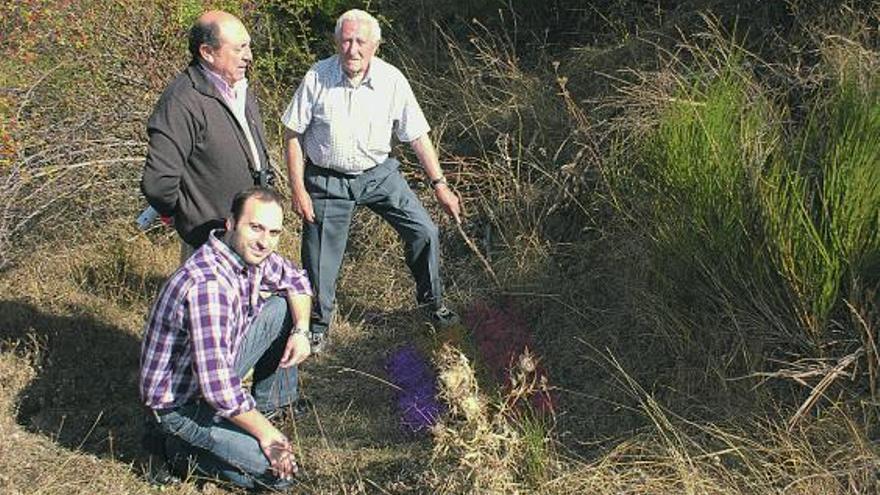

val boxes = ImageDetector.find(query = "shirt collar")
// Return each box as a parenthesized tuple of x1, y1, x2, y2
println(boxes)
(334, 55, 378, 89)
(199, 64, 248, 102)
(206, 229, 248, 272)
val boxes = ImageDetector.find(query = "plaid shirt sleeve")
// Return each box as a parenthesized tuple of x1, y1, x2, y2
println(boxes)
(260, 253, 313, 296)
(186, 278, 256, 418)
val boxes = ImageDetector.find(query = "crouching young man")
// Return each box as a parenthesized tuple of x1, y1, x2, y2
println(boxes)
(139, 187, 312, 491)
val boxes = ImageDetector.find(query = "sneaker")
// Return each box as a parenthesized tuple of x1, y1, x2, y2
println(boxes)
(430, 306, 460, 328)
(309, 331, 331, 354)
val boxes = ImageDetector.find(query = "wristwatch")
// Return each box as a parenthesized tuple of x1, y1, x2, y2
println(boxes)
(430, 176, 448, 189)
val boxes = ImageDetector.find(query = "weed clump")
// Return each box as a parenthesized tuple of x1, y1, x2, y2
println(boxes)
(430, 344, 557, 494)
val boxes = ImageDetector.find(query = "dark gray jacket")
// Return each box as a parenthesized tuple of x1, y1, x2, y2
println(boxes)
(142, 63, 271, 247)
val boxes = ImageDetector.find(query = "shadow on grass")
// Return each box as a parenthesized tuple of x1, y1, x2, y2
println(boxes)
(0, 290, 446, 489)
(0, 299, 145, 463)
(72, 251, 169, 309)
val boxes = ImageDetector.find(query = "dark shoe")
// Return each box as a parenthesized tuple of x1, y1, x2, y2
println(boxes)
(430, 306, 460, 328)
(309, 331, 331, 354)
(141, 422, 181, 486)
(145, 457, 182, 486)
(263, 398, 312, 424)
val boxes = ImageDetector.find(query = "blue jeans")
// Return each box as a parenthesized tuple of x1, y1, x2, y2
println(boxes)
(153, 296, 297, 490)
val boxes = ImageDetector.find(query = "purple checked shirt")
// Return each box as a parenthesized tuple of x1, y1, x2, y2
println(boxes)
(139, 230, 312, 418)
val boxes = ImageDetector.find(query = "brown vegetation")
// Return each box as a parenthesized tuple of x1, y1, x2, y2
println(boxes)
(1, 0, 878, 493)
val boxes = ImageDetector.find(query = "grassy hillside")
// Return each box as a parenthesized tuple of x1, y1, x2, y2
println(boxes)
(1, 0, 878, 493)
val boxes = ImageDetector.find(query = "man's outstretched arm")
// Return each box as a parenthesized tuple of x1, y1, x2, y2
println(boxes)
(410, 133, 461, 223)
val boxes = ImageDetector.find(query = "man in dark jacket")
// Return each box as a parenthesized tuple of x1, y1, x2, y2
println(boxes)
(142, 10, 273, 251)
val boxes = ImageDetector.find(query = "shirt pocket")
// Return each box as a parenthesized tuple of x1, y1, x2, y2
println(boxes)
(312, 96, 341, 124)
(367, 120, 393, 152)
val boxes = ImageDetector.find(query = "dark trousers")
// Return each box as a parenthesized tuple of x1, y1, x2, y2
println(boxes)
(302, 158, 444, 335)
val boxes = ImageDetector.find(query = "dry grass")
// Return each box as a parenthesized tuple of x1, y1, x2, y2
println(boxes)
(0, 220, 877, 494)
(2, 1, 880, 494)
(0, 230, 441, 494)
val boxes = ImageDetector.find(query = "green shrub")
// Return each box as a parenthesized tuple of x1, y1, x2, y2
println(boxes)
(621, 54, 788, 360)
(606, 15, 879, 389)
(763, 69, 880, 342)
(644, 72, 762, 272)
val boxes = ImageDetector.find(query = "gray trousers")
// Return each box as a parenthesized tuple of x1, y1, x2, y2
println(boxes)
(302, 158, 443, 335)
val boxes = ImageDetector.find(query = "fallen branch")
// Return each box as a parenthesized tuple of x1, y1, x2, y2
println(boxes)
(787, 347, 863, 431)
(455, 220, 500, 288)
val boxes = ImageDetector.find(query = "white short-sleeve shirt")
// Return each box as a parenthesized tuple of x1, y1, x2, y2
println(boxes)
(281, 55, 430, 174)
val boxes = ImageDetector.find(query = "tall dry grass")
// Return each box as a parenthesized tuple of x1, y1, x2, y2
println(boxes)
(426, 343, 879, 495)
(0, 1, 878, 494)
(389, 5, 880, 493)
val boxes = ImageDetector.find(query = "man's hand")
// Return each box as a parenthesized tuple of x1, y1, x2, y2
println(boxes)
(434, 184, 462, 224)
(284, 130, 315, 223)
(280, 332, 311, 367)
(229, 410, 299, 481)
(259, 429, 298, 480)
(291, 187, 315, 224)
(409, 134, 461, 224)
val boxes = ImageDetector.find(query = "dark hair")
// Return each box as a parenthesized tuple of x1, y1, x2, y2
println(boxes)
(188, 19, 222, 62)
(230, 187, 283, 223)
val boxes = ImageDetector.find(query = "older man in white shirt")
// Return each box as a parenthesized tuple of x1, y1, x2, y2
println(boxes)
(282, 9, 461, 352)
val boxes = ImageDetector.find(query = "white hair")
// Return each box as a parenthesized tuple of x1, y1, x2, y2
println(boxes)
(335, 9, 381, 43)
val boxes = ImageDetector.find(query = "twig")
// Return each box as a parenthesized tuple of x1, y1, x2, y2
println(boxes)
(27, 157, 143, 179)
(845, 299, 878, 400)
(329, 365, 403, 391)
(787, 347, 863, 431)
(16, 63, 65, 122)
(502, 290, 598, 323)
(455, 221, 500, 288)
